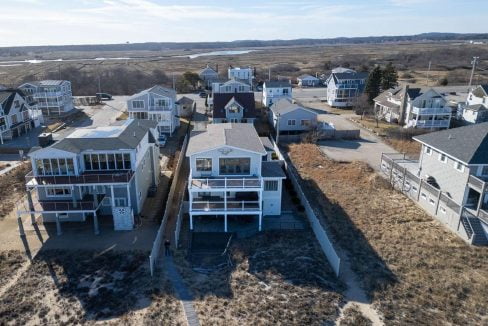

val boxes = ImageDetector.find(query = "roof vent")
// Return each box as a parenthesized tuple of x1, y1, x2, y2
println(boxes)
(448, 134, 453, 139)
(133, 132, 136, 137)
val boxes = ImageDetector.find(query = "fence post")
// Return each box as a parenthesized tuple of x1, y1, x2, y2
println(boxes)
(417, 179, 423, 201)
(435, 190, 442, 215)
(401, 167, 407, 192)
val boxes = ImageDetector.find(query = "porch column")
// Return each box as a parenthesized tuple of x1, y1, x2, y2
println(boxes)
(55, 213, 62, 236)
(71, 185, 77, 208)
(126, 184, 131, 207)
(224, 214, 228, 232)
(17, 212, 25, 236)
(258, 212, 262, 232)
(93, 212, 100, 235)
(476, 183, 487, 215)
(111, 185, 115, 207)
(26, 190, 36, 225)
(189, 213, 193, 230)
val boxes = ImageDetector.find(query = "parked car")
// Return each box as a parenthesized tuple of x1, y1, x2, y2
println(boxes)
(96, 92, 113, 100)
(158, 135, 167, 147)
(199, 92, 207, 98)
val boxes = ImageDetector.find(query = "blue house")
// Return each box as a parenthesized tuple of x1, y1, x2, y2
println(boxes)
(326, 68, 368, 107)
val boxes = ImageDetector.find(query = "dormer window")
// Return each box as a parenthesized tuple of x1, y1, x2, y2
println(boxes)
(228, 105, 240, 114)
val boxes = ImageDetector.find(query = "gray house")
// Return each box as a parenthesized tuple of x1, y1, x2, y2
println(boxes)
(212, 92, 256, 124)
(18, 119, 160, 234)
(199, 65, 219, 88)
(381, 122, 488, 245)
(19, 80, 74, 116)
(268, 98, 318, 134)
(127, 85, 179, 136)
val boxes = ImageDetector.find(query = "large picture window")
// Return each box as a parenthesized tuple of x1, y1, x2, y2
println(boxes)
(46, 187, 71, 197)
(132, 100, 144, 109)
(264, 180, 278, 191)
(219, 158, 250, 175)
(83, 153, 132, 171)
(196, 158, 212, 172)
(35, 158, 75, 175)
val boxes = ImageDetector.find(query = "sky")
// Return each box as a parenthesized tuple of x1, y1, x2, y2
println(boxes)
(0, 0, 487, 47)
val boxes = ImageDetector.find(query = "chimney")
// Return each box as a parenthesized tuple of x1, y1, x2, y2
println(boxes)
(133, 132, 136, 137)
(399, 85, 409, 125)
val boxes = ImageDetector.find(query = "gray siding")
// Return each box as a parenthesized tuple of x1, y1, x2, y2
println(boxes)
(275, 109, 318, 132)
(134, 146, 157, 214)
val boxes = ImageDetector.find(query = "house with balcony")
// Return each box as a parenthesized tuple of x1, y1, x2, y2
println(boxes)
(326, 69, 368, 107)
(228, 66, 254, 87)
(0, 89, 43, 144)
(374, 85, 452, 129)
(212, 78, 251, 95)
(268, 98, 318, 134)
(262, 80, 292, 107)
(19, 80, 74, 116)
(461, 85, 488, 124)
(186, 123, 286, 232)
(127, 85, 179, 136)
(212, 92, 256, 124)
(380, 122, 488, 245)
(18, 119, 160, 234)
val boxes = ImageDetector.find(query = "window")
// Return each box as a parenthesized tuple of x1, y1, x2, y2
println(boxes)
(283, 89, 289, 95)
(156, 99, 167, 107)
(412, 186, 418, 193)
(287, 119, 296, 126)
(482, 166, 488, 176)
(196, 158, 212, 172)
(264, 180, 278, 191)
(132, 100, 144, 109)
(301, 119, 311, 127)
(227, 105, 240, 114)
(429, 198, 435, 206)
(439, 153, 447, 163)
(11, 114, 18, 125)
(421, 192, 427, 200)
(114, 198, 127, 206)
(219, 158, 250, 175)
(454, 161, 464, 172)
(46, 187, 71, 197)
(440, 206, 446, 214)
(424, 146, 432, 155)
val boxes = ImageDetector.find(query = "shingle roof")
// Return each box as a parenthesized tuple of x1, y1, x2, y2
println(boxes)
(298, 74, 319, 80)
(413, 122, 488, 164)
(270, 98, 317, 116)
(186, 123, 266, 156)
(49, 119, 157, 153)
(25, 80, 66, 86)
(333, 71, 368, 81)
(212, 92, 256, 119)
(176, 96, 194, 105)
(264, 80, 291, 88)
(199, 65, 218, 75)
(261, 161, 286, 178)
(260, 137, 274, 152)
(0, 89, 28, 115)
(472, 85, 488, 98)
(129, 85, 176, 100)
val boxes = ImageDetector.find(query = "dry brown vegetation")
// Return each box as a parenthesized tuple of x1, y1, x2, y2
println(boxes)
(384, 139, 421, 158)
(0, 163, 30, 220)
(175, 231, 345, 325)
(0, 251, 26, 289)
(341, 304, 373, 326)
(0, 250, 183, 325)
(288, 143, 488, 325)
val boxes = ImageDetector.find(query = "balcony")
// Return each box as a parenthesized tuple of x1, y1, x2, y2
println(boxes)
(410, 119, 450, 128)
(26, 170, 134, 186)
(189, 177, 262, 190)
(148, 105, 172, 111)
(17, 194, 105, 214)
(468, 175, 488, 193)
(192, 200, 260, 212)
(412, 106, 451, 115)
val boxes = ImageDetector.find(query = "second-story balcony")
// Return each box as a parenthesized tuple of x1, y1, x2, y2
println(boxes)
(189, 176, 262, 190)
(26, 170, 134, 187)
(409, 119, 450, 129)
(468, 175, 488, 193)
(148, 105, 172, 111)
(412, 106, 451, 115)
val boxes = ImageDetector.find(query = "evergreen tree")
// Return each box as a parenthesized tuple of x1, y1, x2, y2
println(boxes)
(381, 63, 398, 90)
(364, 66, 382, 103)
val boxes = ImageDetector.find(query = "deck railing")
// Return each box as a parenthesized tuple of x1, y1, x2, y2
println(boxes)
(468, 175, 487, 191)
(189, 176, 262, 189)
(18, 194, 105, 213)
(26, 170, 134, 185)
(191, 200, 260, 212)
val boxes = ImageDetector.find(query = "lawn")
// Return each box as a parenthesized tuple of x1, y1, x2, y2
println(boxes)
(288, 143, 488, 325)
(0, 250, 184, 325)
(175, 231, 345, 325)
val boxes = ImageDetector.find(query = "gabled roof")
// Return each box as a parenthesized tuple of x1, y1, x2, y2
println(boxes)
(176, 96, 194, 105)
(270, 98, 317, 116)
(333, 71, 368, 82)
(48, 119, 157, 154)
(22, 80, 67, 87)
(0, 89, 28, 115)
(199, 65, 218, 75)
(472, 85, 488, 98)
(129, 85, 176, 100)
(413, 122, 488, 164)
(264, 80, 291, 88)
(298, 74, 319, 80)
(212, 92, 256, 119)
(332, 67, 356, 74)
(222, 78, 249, 87)
(260, 137, 274, 152)
(186, 123, 266, 156)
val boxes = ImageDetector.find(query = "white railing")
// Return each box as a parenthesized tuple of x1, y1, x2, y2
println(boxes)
(148, 105, 172, 111)
(413, 119, 450, 128)
(189, 175, 262, 189)
(191, 200, 260, 211)
(412, 106, 451, 115)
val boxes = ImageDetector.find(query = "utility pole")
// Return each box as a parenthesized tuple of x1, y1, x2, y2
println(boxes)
(426, 61, 431, 86)
(275, 113, 280, 145)
(469, 56, 479, 87)
(268, 67, 271, 81)
(172, 73, 176, 90)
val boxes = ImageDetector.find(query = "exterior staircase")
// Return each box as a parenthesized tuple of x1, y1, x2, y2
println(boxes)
(461, 216, 488, 246)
